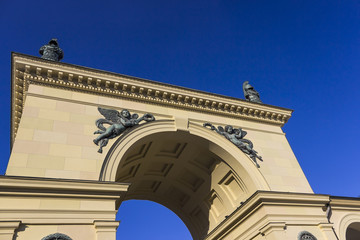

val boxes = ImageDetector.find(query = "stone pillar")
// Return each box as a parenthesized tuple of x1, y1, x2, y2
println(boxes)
(94, 220, 120, 240)
(0, 221, 21, 240)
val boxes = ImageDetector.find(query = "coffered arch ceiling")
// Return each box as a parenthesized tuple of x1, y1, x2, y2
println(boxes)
(101, 120, 269, 239)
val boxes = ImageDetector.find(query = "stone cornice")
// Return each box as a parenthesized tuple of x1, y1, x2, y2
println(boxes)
(0, 175, 127, 224)
(0, 175, 129, 199)
(204, 191, 330, 240)
(330, 196, 360, 210)
(11, 53, 293, 146)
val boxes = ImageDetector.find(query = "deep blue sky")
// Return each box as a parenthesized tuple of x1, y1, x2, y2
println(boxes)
(1, 1, 359, 239)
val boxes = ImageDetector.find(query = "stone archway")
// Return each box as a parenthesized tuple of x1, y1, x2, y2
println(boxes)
(100, 120, 270, 239)
(336, 213, 360, 240)
(337, 213, 360, 240)
(346, 222, 360, 240)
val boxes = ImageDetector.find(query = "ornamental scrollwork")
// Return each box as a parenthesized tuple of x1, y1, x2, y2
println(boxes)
(41, 233, 72, 240)
(203, 123, 263, 167)
(93, 107, 155, 153)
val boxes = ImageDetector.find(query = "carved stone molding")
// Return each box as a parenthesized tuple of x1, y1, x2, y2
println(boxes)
(11, 53, 293, 146)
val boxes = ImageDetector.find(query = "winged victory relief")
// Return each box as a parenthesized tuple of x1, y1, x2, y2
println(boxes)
(93, 107, 155, 153)
(203, 123, 263, 167)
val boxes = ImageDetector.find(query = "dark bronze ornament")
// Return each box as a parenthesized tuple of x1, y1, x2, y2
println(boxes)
(39, 38, 64, 61)
(41, 233, 72, 240)
(298, 231, 317, 240)
(203, 123, 263, 167)
(243, 81, 262, 103)
(93, 107, 155, 153)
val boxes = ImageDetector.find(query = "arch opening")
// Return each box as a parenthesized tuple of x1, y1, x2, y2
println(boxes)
(103, 121, 269, 239)
(346, 222, 360, 240)
(116, 200, 192, 240)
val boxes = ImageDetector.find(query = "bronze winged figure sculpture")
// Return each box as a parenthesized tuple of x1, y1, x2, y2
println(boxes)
(203, 123, 263, 167)
(93, 107, 155, 153)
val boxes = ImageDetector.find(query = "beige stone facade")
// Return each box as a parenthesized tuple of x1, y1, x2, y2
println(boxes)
(1, 53, 359, 239)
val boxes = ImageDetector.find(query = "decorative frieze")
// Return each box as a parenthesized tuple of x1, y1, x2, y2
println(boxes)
(11, 53, 293, 146)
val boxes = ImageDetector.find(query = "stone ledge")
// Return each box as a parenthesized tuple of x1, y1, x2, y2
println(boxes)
(0, 175, 129, 198)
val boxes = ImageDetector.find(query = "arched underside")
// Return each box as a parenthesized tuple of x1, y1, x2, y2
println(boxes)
(338, 214, 360, 240)
(346, 222, 360, 240)
(100, 120, 270, 239)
